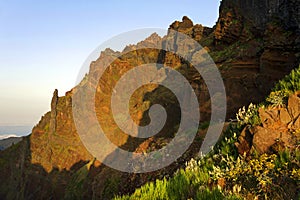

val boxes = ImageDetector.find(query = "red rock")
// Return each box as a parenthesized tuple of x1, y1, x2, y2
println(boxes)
(235, 126, 253, 155)
(252, 126, 280, 154)
(279, 108, 292, 125)
(288, 91, 300, 119)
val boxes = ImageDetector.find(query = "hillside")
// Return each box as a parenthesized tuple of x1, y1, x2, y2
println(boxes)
(0, 0, 299, 199)
(115, 66, 300, 200)
(0, 137, 22, 151)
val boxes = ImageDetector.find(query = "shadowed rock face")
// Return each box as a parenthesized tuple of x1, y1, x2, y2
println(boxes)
(215, 0, 300, 44)
(214, 0, 299, 112)
(220, 0, 300, 30)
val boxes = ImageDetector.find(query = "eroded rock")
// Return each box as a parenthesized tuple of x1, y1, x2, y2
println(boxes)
(236, 91, 300, 155)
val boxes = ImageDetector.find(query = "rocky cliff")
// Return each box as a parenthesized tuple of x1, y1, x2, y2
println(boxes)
(220, 0, 300, 30)
(0, 0, 299, 199)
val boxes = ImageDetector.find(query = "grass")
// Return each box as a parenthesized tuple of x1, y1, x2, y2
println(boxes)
(114, 168, 235, 200)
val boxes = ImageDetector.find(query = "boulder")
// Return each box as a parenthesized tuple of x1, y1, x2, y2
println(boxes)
(288, 91, 300, 119)
(252, 126, 280, 154)
(235, 126, 253, 155)
(236, 91, 300, 155)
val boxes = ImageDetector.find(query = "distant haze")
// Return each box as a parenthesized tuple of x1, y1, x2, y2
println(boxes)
(0, 126, 32, 138)
(0, 0, 220, 129)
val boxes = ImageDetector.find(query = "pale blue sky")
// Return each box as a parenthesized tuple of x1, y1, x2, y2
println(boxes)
(0, 0, 220, 127)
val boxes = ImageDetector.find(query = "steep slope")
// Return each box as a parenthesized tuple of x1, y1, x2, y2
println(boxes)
(0, 0, 299, 199)
(115, 66, 300, 200)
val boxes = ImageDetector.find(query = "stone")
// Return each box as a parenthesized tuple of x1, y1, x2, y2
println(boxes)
(293, 115, 300, 129)
(269, 140, 286, 154)
(235, 92, 300, 155)
(260, 49, 297, 76)
(50, 89, 58, 134)
(235, 126, 253, 155)
(169, 16, 194, 31)
(168, 16, 204, 43)
(259, 107, 279, 128)
(288, 91, 300, 119)
(221, 0, 300, 30)
(217, 178, 226, 189)
(180, 16, 193, 29)
(214, 5, 244, 44)
(279, 108, 292, 125)
(252, 126, 280, 154)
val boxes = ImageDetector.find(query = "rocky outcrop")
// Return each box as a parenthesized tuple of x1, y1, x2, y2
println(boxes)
(214, 4, 246, 44)
(236, 91, 300, 155)
(220, 0, 300, 30)
(169, 16, 212, 43)
(49, 89, 58, 134)
(212, 0, 299, 118)
(30, 90, 92, 172)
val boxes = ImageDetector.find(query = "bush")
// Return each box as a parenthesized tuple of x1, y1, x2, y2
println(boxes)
(267, 65, 300, 106)
(236, 103, 261, 127)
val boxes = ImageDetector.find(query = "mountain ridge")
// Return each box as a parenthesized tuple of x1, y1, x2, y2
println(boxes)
(0, 0, 299, 199)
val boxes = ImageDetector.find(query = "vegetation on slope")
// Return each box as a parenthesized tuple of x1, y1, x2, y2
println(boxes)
(115, 66, 300, 200)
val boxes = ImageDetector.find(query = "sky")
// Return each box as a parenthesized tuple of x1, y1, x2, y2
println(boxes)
(0, 0, 220, 128)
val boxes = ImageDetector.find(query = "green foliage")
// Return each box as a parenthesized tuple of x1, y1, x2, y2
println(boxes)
(199, 121, 210, 130)
(199, 34, 214, 47)
(236, 103, 261, 127)
(114, 178, 168, 200)
(114, 164, 230, 200)
(266, 91, 286, 107)
(210, 47, 234, 62)
(274, 66, 300, 93)
(213, 124, 239, 158)
(103, 177, 121, 199)
(210, 41, 254, 63)
(64, 160, 93, 200)
(114, 149, 242, 200)
(167, 170, 191, 199)
(0, 158, 7, 168)
(115, 121, 299, 200)
(195, 188, 224, 200)
(267, 65, 300, 106)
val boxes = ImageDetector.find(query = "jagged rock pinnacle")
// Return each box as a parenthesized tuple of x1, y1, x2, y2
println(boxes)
(50, 89, 58, 134)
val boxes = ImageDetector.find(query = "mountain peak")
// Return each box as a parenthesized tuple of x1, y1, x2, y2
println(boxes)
(169, 16, 194, 30)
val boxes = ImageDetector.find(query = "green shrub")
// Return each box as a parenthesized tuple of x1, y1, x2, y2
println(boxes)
(273, 66, 300, 94)
(103, 177, 121, 199)
(64, 160, 93, 200)
(195, 188, 224, 200)
(236, 103, 261, 127)
(267, 65, 300, 106)
(266, 91, 286, 107)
